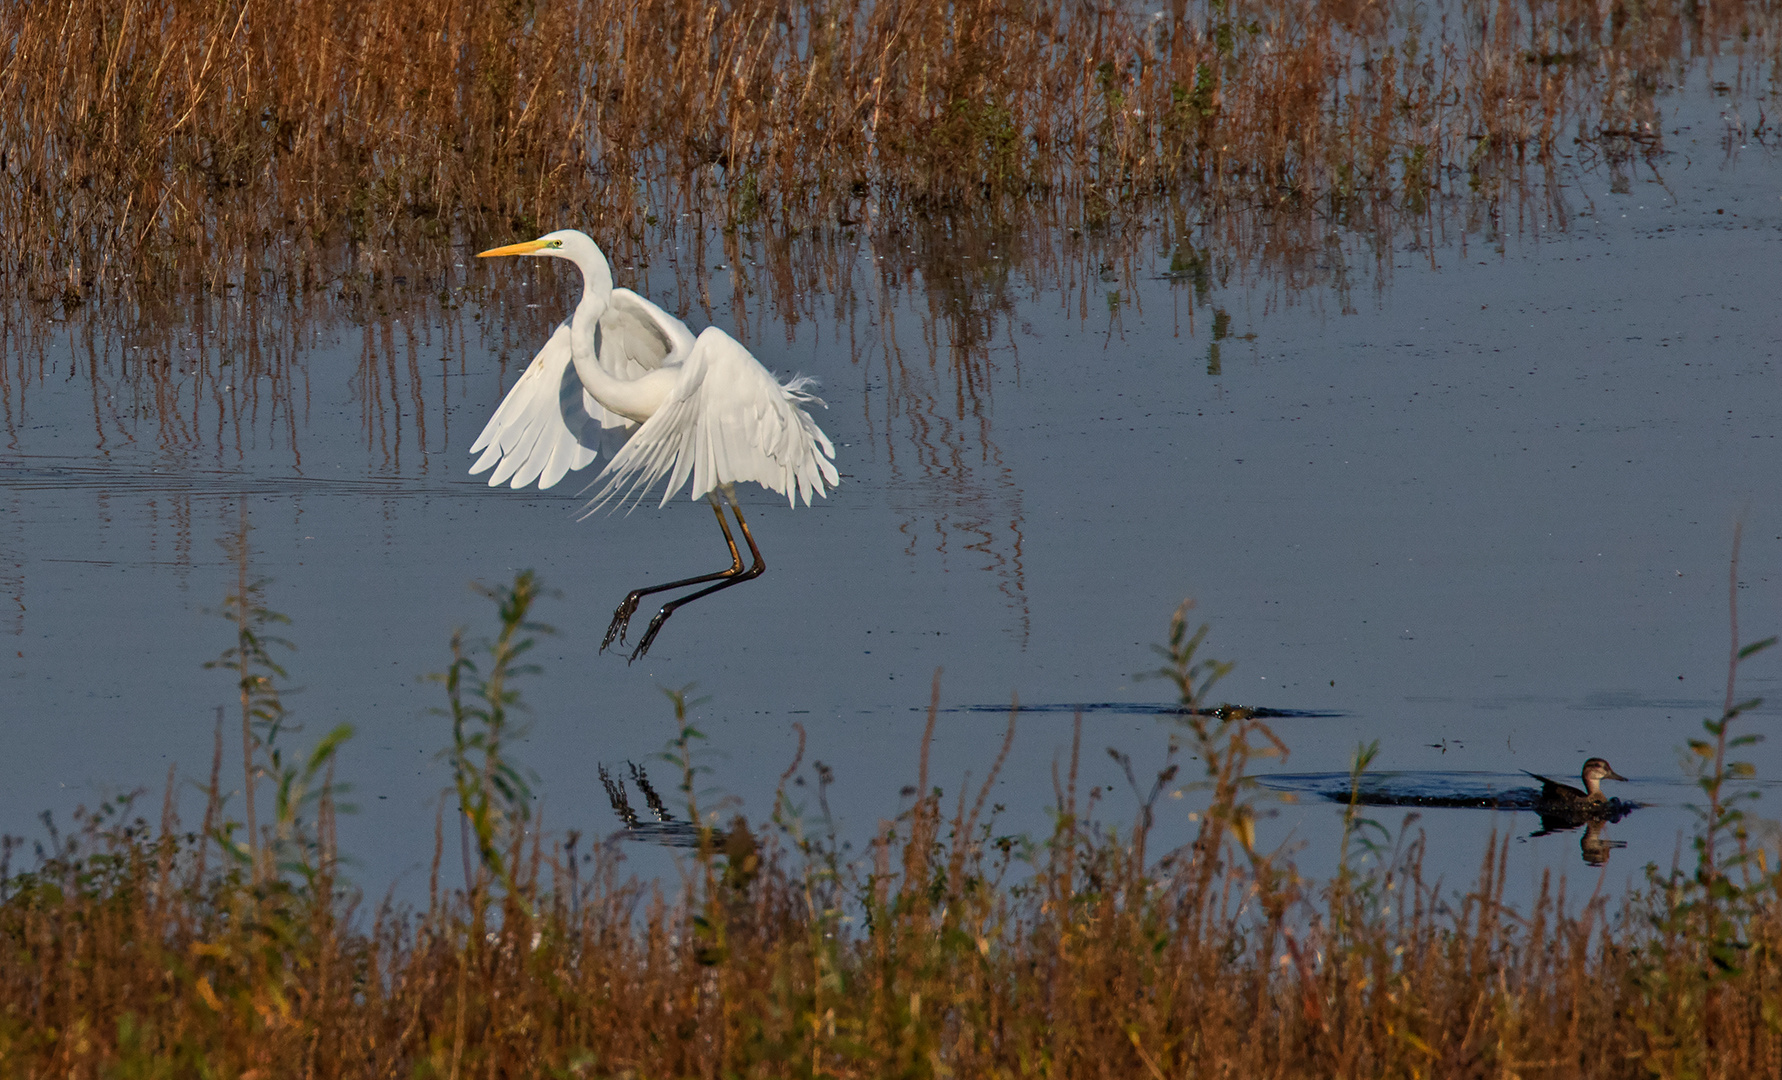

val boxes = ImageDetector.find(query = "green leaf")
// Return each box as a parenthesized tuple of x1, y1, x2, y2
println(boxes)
(1737, 636, 1777, 659)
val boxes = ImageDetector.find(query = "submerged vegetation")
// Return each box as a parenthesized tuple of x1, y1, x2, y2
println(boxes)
(1, 0, 1777, 299)
(0, 545, 1779, 1076)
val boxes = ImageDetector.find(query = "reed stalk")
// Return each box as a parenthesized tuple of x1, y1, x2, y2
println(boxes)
(1, 0, 1773, 299)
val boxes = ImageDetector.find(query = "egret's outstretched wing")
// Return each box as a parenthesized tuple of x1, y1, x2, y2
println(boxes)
(469, 324, 627, 490)
(582, 326, 839, 512)
(470, 292, 692, 491)
(601, 288, 695, 372)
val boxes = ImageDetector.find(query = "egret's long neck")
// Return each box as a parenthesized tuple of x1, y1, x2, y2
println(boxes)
(560, 249, 672, 423)
(567, 252, 614, 360)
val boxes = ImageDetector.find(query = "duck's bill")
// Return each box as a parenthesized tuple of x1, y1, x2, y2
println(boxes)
(477, 239, 551, 258)
(1607, 768, 1630, 781)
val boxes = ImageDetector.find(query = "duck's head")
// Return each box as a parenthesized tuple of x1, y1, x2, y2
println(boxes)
(1581, 757, 1629, 796)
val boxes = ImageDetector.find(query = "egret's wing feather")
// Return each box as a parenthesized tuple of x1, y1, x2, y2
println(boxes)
(581, 326, 839, 514)
(467, 324, 615, 490)
(469, 326, 572, 457)
(538, 406, 595, 491)
(600, 289, 696, 375)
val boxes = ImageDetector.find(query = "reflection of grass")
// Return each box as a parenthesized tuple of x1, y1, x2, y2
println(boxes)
(2, 578, 1780, 1073)
(4, 0, 1770, 299)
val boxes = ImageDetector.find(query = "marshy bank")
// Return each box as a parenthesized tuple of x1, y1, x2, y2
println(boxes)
(1, 576, 1780, 1077)
(3, 0, 1777, 301)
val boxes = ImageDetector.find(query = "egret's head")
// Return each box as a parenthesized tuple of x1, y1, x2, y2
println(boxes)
(476, 229, 593, 260)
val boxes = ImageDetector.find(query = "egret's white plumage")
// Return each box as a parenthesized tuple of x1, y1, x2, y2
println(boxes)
(468, 229, 836, 508)
(470, 228, 838, 660)
(467, 323, 602, 489)
(587, 328, 836, 512)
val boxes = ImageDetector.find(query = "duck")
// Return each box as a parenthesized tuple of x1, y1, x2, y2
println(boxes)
(1523, 757, 1629, 808)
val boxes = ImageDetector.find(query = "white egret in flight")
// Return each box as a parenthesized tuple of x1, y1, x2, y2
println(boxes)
(470, 230, 838, 660)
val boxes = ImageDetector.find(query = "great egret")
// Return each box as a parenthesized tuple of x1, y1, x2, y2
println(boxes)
(470, 230, 838, 661)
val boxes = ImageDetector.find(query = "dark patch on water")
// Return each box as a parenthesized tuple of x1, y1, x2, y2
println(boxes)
(939, 703, 1344, 719)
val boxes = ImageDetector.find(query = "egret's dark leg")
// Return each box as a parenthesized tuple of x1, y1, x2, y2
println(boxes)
(601, 496, 744, 653)
(628, 494, 767, 662)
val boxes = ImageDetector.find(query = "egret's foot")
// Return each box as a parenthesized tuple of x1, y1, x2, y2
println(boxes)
(627, 608, 673, 664)
(601, 594, 642, 653)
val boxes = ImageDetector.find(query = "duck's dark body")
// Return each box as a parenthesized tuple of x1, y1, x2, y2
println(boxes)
(1522, 757, 1630, 814)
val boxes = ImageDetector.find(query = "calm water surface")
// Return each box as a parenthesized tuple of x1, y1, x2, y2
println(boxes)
(3, 85, 1779, 898)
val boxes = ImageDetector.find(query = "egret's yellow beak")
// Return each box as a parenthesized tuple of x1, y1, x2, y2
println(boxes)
(477, 238, 552, 258)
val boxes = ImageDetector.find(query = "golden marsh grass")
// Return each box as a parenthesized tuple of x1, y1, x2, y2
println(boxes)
(2, 0, 1776, 300)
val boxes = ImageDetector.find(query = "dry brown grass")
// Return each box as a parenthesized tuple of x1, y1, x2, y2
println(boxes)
(2, 579, 1781, 1078)
(2, 0, 1776, 300)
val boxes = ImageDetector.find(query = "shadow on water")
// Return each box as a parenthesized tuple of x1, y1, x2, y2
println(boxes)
(937, 702, 1343, 718)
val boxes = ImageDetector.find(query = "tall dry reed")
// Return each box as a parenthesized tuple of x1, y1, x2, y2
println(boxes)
(1, 0, 1775, 299)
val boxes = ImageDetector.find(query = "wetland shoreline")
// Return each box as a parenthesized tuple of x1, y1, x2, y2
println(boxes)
(0, 579, 1778, 1076)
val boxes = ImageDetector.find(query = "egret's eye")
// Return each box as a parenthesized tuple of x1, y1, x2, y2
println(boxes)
(548, 240, 563, 248)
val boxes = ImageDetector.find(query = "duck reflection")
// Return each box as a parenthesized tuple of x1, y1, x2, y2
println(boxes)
(1530, 814, 1629, 867)
(1521, 757, 1637, 865)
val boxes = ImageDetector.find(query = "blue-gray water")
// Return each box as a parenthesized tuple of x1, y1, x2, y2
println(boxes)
(2, 83, 1779, 900)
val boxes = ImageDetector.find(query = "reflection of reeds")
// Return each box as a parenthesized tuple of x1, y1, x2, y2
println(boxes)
(3, 0, 1772, 298)
(872, 225, 1033, 637)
